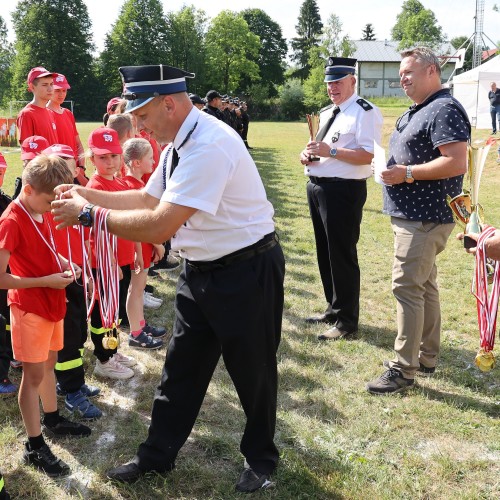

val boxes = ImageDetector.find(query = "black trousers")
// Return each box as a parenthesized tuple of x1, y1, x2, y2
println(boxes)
(135, 242, 285, 475)
(90, 265, 131, 362)
(307, 179, 367, 333)
(55, 280, 88, 393)
(0, 289, 12, 380)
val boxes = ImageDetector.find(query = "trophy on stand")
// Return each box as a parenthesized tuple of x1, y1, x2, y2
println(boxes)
(306, 113, 320, 161)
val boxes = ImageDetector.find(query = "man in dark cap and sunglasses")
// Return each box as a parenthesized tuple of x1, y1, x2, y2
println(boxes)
(300, 56, 382, 342)
(52, 64, 285, 493)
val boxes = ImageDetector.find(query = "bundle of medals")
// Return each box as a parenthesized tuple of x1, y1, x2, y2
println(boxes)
(80, 207, 120, 350)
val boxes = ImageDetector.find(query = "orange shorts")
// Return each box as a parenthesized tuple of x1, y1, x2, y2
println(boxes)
(10, 305, 64, 363)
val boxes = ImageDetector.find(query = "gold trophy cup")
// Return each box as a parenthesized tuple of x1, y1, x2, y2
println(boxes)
(306, 113, 320, 161)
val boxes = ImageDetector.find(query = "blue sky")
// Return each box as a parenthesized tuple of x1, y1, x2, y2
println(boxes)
(3, 0, 499, 54)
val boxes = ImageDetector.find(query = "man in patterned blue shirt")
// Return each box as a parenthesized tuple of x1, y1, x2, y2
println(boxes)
(367, 47, 470, 395)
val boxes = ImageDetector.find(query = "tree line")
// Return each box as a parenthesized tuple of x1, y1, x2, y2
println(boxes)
(0, 0, 494, 121)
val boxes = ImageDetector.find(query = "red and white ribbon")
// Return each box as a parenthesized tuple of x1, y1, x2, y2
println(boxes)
(472, 226, 500, 352)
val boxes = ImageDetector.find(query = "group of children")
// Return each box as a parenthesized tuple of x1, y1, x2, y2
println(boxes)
(0, 66, 174, 488)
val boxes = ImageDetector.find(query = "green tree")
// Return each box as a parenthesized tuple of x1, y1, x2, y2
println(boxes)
(97, 0, 170, 98)
(166, 5, 207, 95)
(241, 8, 287, 97)
(10, 0, 97, 119)
(290, 0, 323, 81)
(361, 23, 376, 40)
(205, 11, 260, 94)
(278, 79, 305, 120)
(391, 0, 444, 50)
(0, 16, 14, 107)
(450, 36, 473, 73)
(303, 13, 355, 111)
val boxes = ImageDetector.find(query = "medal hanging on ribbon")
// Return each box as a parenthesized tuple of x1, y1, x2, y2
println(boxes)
(91, 207, 120, 350)
(472, 226, 498, 371)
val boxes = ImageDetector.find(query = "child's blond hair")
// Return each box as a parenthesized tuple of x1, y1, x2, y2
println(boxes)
(22, 155, 73, 194)
(107, 114, 134, 142)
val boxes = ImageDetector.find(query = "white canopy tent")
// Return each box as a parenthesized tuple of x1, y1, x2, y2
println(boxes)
(452, 55, 500, 129)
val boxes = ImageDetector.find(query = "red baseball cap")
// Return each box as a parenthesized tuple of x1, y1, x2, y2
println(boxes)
(53, 73, 71, 90)
(21, 136, 50, 160)
(27, 67, 57, 85)
(43, 144, 75, 158)
(88, 127, 123, 155)
(106, 97, 123, 114)
(0, 153, 7, 169)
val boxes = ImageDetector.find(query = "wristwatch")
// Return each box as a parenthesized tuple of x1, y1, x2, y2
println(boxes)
(405, 165, 415, 183)
(77, 203, 95, 227)
(329, 147, 337, 158)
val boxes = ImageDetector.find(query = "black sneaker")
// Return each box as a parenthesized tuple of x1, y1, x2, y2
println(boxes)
(417, 363, 435, 376)
(142, 323, 167, 338)
(128, 331, 163, 350)
(42, 415, 91, 437)
(235, 467, 274, 493)
(366, 368, 414, 395)
(23, 442, 70, 477)
(383, 360, 435, 377)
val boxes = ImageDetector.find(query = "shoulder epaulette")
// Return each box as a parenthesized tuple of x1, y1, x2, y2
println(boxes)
(319, 103, 334, 113)
(356, 98, 373, 111)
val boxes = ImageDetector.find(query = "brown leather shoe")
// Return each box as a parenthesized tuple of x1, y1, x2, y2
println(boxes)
(305, 313, 336, 325)
(318, 327, 357, 340)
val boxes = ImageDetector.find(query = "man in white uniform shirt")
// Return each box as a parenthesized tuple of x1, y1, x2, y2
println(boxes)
(51, 64, 285, 494)
(300, 57, 382, 340)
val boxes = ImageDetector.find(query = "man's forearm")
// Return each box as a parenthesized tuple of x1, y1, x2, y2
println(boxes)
(78, 186, 154, 210)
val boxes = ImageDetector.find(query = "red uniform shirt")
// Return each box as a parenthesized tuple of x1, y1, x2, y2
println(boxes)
(87, 174, 135, 266)
(52, 108, 78, 157)
(0, 202, 66, 321)
(17, 103, 58, 144)
(122, 175, 153, 269)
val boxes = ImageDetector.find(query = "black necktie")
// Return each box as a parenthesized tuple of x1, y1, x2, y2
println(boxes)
(316, 106, 340, 142)
(169, 148, 179, 179)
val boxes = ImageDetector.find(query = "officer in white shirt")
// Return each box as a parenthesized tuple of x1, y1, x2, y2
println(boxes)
(51, 64, 285, 494)
(300, 57, 382, 341)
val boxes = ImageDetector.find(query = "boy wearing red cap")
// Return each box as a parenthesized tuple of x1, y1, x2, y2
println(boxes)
(47, 74, 88, 186)
(0, 155, 91, 477)
(16, 67, 58, 145)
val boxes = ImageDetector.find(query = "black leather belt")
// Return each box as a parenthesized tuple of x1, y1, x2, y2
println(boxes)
(186, 232, 278, 272)
(309, 176, 366, 183)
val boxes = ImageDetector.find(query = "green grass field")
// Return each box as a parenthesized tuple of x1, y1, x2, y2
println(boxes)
(0, 114, 499, 499)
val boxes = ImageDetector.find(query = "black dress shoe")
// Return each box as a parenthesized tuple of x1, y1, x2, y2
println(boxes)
(107, 462, 145, 483)
(305, 313, 336, 325)
(318, 327, 357, 340)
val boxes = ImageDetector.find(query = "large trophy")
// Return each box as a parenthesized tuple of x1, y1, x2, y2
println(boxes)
(447, 141, 490, 239)
(306, 113, 320, 161)
(448, 140, 497, 372)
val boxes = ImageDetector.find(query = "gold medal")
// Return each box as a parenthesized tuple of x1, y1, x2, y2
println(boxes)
(102, 329, 119, 350)
(474, 349, 496, 372)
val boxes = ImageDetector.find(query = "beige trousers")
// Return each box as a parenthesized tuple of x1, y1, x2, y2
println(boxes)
(388, 217, 454, 378)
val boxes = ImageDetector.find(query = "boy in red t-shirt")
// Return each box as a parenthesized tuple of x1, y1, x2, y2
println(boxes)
(0, 155, 91, 478)
(16, 67, 58, 145)
(47, 74, 88, 186)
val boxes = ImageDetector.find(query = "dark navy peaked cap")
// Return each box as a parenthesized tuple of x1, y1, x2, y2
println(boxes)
(119, 64, 195, 112)
(324, 57, 357, 82)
